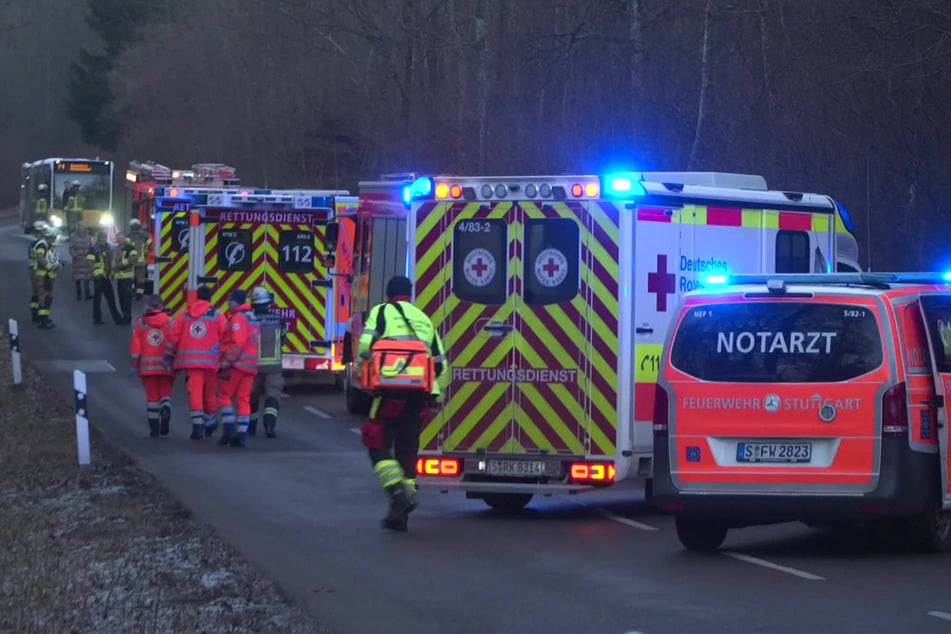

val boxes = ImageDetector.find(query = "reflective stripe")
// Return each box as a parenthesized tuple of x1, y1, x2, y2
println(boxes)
(234, 360, 257, 373)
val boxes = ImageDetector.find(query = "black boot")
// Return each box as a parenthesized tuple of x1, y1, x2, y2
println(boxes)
(218, 423, 235, 446)
(190, 424, 203, 440)
(148, 419, 160, 438)
(247, 419, 257, 437)
(159, 405, 171, 436)
(264, 421, 276, 439)
(381, 485, 412, 531)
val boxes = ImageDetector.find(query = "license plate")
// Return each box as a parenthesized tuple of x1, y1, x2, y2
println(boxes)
(736, 442, 812, 463)
(486, 460, 545, 476)
(283, 357, 305, 370)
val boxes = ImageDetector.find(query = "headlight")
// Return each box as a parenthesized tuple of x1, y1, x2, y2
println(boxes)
(99, 213, 114, 226)
(49, 215, 63, 228)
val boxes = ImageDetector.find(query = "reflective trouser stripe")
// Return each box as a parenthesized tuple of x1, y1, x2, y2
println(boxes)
(374, 459, 405, 490)
(220, 406, 235, 425)
(147, 402, 159, 423)
(236, 414, 249, 434)
(190, 410, 204, 426)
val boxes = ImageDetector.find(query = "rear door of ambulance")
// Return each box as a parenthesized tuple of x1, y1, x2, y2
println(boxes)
(662, 291, 890, 494)
(917, 293, 951, 508)
(154, 204, 191, 314)
(414, 198, 517, 462)
(202, 205, 332, 368)
(415, 196, 617, 475)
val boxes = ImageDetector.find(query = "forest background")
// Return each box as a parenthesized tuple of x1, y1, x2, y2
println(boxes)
(2, 0, 950, 271)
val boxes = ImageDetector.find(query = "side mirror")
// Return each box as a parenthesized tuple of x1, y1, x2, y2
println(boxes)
(325, 221, 339, 250)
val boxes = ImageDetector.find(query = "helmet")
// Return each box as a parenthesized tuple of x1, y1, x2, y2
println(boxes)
(32, 221, 49, 234)
(129, 218, 141, 229)
(250, 286, 273, 306)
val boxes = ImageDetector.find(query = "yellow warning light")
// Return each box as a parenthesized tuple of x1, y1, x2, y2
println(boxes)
(435, 183, 450, 199)
(169, 188, 179, 197)
(585, 182, 600, 197)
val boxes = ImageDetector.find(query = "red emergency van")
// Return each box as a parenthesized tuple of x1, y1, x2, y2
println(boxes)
(652, 272, 951, 552)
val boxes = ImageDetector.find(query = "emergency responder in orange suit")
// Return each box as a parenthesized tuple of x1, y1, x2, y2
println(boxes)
(216, 289, 259, 448)
(165, 285, 227, 440)
(129, 295, 176, 437)
(357, 275, 448, 531)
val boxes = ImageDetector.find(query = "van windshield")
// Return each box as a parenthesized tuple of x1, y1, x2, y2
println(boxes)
(669, 302, 884, 382)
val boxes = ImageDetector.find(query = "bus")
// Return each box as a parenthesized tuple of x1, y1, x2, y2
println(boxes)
(19, 158, 115, 235)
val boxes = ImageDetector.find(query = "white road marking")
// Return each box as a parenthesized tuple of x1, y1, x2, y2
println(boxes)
(723, 551, 824, 581)
(303, 405, 332, 419)
(603, 513, 659, 531)
(929, 611, 951, 622)
(349, 427, 362, 435)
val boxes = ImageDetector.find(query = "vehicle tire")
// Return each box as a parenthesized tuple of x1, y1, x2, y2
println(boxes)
(908, 501, 951, 553)
(644, 478, 654, 503)
(333, 372, 344, 392)
(344, 366, 371, 415)
(483, 493, 533, 513)
(674, 515, 728, 551)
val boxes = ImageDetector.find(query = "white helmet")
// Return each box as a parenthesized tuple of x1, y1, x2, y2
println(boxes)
(250, 286, 273, 306)
(129, 218, 141, 229)
(32, 221, 49, 234)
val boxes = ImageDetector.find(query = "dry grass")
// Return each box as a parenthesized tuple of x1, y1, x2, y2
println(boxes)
(0, 329, 329, 633)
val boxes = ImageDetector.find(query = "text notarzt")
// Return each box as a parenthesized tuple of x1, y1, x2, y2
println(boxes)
(716, 331, 838, 354)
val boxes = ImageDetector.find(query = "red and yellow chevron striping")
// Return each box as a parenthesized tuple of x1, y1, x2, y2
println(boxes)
(156, 212, 188, 315)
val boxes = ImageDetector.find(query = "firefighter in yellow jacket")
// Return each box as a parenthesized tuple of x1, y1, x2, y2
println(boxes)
(357, 275, 448, 531)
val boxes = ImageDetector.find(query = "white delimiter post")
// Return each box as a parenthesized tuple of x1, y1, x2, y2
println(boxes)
(8, 318, 22, 386)
(73, 370, 91, 466)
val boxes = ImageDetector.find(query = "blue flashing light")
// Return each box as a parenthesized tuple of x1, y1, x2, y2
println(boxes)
(191, 193, 208, 206)
(402, 186, 412, 205)
(253, 188, 272, 195)
(154, 187, 165, 197)
(602, 172, 646, 198)
(310, 196, 331, 208)
(834, 200, 856, 236)
(408, 176, 434, 201)
(943, 272, 951, 282)
(703, 273, 729, 286)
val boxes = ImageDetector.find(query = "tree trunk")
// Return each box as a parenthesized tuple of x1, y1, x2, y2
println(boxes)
(687, 0, 715, 170)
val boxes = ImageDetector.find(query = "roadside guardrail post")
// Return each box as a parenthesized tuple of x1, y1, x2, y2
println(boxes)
(8, 318, 22, 386)
(74, 369, 91, 466)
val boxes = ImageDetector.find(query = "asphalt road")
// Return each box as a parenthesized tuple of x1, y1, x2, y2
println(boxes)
(2, 216, 951, 634)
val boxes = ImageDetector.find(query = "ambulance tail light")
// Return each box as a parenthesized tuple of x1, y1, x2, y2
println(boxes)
(653, 384, 669, 436)
(416, 457, 460, 477)
(881, 382, 909, 438)
(570, 183, 584, 197)
(569, 462, 615, 484)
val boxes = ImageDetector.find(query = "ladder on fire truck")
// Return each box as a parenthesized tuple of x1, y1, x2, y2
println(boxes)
(127, 161, 240, 187)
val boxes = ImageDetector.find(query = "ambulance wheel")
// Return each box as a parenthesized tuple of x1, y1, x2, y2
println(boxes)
(908, 502, 951, 553)
(674, 516, 728, 551)
(483, 493, 533, 513)
(344, 370, 371, 415)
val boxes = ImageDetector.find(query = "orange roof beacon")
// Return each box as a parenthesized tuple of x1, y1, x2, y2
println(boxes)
(653, 272, 951, 553)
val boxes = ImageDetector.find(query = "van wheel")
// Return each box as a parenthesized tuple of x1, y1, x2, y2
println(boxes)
(344, 367, 371, 415)
(675, 516, 728, 551)
(908, 502, 951, 553)
(483, 493, 533, 513)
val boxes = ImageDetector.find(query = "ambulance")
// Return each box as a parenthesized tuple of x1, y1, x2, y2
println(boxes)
(334, 173, 417, 414)
(153, 188, 357, 376)
(398, 171, 861, 511)
(653, 272, 951, 553)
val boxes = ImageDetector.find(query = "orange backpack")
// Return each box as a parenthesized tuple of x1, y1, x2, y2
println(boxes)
(362, 302, 434, 395)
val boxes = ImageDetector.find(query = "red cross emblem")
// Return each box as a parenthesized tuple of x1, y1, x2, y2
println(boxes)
(463, 248, 495, 287)
(534, 248, 568, 287)
(647, 254, 677, 312)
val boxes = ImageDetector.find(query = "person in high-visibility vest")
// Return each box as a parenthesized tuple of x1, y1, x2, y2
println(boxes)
(27, 221, 44, 323)
(114, 232, 138, 324)
(128, 218, 153, 300)
(30, 223, 60, 329)
(129, 296, 176, 437)
(247, 286, 288, 439)
(164, 285, 227, 440)
(86, 231, 124, 325)
(357, 275, 449, 531)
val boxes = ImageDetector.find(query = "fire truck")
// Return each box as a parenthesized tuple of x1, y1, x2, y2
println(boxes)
(334, 174, 417, 413)
(365, 171, 860, 511)
(125, 161, 240, 232)
(153, 188, 357, 377)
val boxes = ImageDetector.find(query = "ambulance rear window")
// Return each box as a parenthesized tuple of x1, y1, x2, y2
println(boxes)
(670, 302, 884, 382)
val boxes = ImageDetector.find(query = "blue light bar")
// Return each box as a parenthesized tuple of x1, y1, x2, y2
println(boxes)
(254, 189, 272, 195)
(408, 176, 434, 201)
(943, 272, 951, 282)
(154, 187, 165, 197)
(311, 196, 331, 208)
(602, 172, 646, 198)
(703, 274, 729, 286)
(834, 200, 856, 236)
